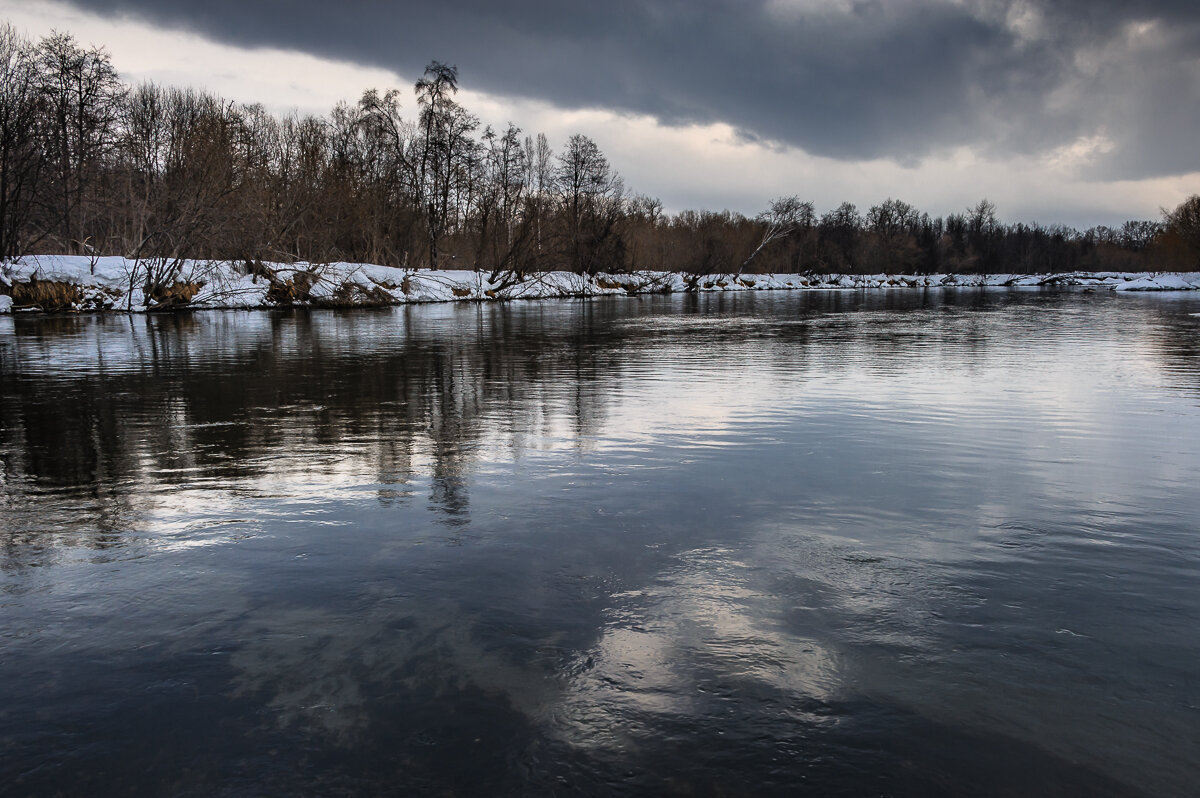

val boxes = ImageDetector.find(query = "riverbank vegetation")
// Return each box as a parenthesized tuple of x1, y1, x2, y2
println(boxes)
(1, 21, 1198, 293)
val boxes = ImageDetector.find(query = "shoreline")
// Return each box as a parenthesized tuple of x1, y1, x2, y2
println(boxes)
(2, 255, 1198, 314)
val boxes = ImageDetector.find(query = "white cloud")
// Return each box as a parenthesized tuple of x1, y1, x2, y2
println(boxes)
(1, 0, 406, 115)
(1004, 0, 1045, 41)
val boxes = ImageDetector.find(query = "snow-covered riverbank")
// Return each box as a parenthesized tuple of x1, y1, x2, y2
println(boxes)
(1, 255, 1198, 313)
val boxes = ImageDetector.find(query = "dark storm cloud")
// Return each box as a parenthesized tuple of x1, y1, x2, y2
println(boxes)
(58, 0, 1200, 177)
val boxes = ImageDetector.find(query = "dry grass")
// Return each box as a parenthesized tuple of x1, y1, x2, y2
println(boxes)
(265, 271, 318, 305)
(148, 281, 203, 307)
(451, 286, 471, 297)
(11, 280, 83, 312)
(317, 281, 394, 307)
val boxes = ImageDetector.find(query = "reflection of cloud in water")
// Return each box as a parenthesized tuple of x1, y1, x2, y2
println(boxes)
(223, 545, 843, 754)
(550, 546, 840, 753)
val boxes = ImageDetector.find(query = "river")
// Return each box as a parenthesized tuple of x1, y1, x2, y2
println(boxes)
(2, 288, 1198, 796)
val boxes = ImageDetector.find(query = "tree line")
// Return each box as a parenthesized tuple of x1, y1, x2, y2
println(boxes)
(1, 22, 1197, 279)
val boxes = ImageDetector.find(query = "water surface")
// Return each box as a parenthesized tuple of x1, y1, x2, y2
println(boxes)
(2, 289, 1199, 796)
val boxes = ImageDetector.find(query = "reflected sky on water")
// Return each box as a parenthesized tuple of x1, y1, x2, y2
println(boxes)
(2, 289, 1199, 796)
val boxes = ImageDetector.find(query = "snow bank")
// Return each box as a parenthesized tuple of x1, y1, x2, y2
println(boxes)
(1, 255, 1197, 313)
(1112, 273, 1200, 292)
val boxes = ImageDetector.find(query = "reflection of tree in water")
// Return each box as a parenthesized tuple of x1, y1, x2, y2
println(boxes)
(0, 327, 146, 565)
(424, 339, 477, 522)
(1139, 298, 1200, 400)
(0, 301, 631, 559)
(5, 289, 1183, 562)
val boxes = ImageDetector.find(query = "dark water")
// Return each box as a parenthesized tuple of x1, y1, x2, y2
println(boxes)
(2, 289, 1199, 797)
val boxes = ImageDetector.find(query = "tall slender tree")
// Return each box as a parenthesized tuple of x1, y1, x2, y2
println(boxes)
(414, 62, 477, 270)
(0, 24, 44, 259)
(36, 32, 124, 253)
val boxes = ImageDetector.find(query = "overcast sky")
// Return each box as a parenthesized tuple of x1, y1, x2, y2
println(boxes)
(4, 0, 1199, 226)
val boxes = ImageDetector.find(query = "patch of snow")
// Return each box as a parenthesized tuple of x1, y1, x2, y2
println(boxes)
(194, 272, 270, 308)
(0, 294, 12, 313)
(1113, 274, 1200, 292)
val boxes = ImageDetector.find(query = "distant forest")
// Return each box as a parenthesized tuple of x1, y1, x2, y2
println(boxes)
(1, 22, 1198, 277)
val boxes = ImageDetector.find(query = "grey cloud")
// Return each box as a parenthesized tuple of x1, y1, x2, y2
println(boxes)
(54, 0, 1200, 178)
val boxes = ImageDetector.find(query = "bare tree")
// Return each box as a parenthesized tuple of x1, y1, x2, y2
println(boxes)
(267, 112, 331, 261)
(866, 198, 918, 240)
(36, 31, 125, 253)
(474, 123, 531, 284)
(816, 202, 862, 270)
(967, 199, 998, 237)
(555, 133, 624, 275)
(1162, 195, 1200, 269)
(414, 62, 478, 270)
(740, 196, 814, 274)
(355, 87, 418, 264)
(118, 82, 170, 251)
(0, 24, 44, 259)
(124, 89, 246, 307)
(521, 132, 553, 265)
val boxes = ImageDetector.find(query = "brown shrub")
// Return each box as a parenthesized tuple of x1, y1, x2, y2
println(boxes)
(265, 270, 318, 305)
(148, 281, 203, 308)
(316, 281, 394, 307)
(11, 280, 83, 312)
(81, 286, 124, 311)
